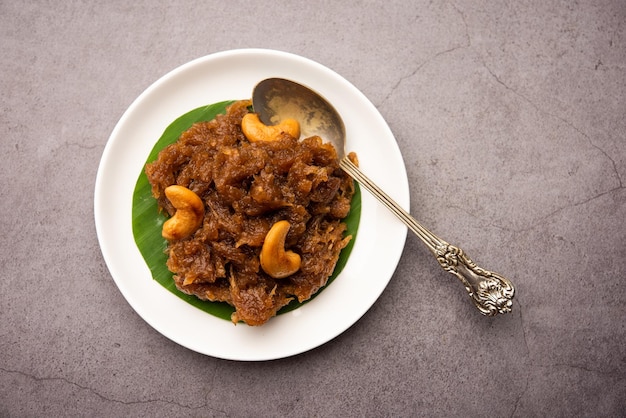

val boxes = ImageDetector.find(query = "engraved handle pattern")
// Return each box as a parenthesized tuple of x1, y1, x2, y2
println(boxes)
(340, 157, 515, 315)
(435, 243, 514, 316)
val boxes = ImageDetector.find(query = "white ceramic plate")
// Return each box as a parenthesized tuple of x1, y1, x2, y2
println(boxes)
(94, 49, 409, 361)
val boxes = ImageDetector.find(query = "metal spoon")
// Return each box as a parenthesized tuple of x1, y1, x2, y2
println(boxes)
(252, 78, 515, 316)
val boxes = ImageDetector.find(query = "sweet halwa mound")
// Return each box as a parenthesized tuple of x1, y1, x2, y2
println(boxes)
(145, 100, 357, 326)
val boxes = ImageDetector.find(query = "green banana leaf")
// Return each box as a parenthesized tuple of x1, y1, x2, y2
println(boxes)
(131, 100, 361, 321)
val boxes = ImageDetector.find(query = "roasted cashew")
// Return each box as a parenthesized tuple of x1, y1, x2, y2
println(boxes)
(241, 113, 300, 142)
(162, 185, 205, 241)
(260, 220, 301, 279)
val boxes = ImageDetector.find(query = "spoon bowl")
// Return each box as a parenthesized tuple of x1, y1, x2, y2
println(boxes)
(253, 78, 346, 157)
(252, 78, 515, 316)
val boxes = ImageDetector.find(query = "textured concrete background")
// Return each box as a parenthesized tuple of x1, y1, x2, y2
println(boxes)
(2, 1, 625, 416)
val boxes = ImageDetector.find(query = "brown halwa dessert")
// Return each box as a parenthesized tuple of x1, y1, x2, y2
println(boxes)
(145, 100, 357, 326)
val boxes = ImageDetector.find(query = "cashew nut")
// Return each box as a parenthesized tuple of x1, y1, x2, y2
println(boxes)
(162, 185, 205, 241)
(260, 220, 301, 279)
(241, 113, 300, 142)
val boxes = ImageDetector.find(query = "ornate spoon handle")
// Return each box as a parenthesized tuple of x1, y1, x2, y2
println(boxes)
(340, 158, 515, 316)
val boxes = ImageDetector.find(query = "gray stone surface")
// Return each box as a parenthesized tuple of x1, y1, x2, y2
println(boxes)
(2, 0, 625, 416)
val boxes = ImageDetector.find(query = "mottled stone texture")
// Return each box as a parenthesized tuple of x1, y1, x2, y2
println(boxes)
(1, 1, 624, 416)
